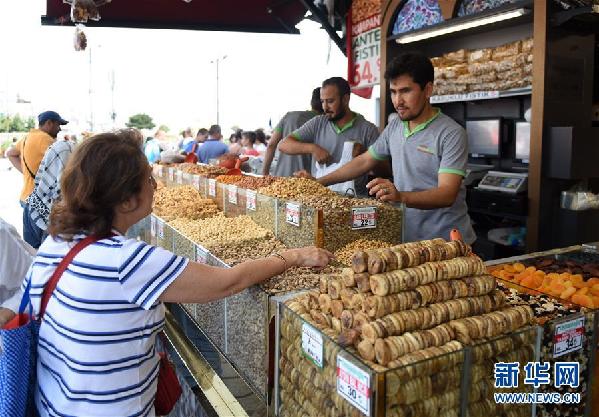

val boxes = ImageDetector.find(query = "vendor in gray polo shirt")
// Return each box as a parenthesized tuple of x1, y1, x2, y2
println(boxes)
(309, 53, 475, 244)
(279, 77, 380, 195)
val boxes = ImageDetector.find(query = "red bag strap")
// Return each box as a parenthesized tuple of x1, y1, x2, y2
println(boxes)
(38, 235, 106, 318)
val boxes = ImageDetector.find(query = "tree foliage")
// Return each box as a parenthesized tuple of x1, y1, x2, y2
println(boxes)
(0, 113, 35, 132)
(126, 113, 155, 130)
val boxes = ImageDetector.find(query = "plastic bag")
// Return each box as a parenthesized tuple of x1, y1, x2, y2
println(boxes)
(491, 40, 521, 60)
(73, 24, 87, 51)
(468, 48, 492, 64)
(314, 142, 356, 194)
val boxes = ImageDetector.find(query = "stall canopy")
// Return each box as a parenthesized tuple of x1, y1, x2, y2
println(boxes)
(42, 0, 310, 34)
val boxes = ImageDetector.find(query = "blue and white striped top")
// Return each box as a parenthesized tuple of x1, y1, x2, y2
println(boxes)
(24, 233, 188, 417)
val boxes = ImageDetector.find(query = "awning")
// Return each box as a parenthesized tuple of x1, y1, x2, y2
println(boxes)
(42, 0, 308, 34)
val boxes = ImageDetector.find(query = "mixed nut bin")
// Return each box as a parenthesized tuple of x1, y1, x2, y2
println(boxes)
(140, 165, 598, 416)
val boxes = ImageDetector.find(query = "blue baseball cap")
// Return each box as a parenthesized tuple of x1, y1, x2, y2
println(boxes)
(38, 111, 68, 125)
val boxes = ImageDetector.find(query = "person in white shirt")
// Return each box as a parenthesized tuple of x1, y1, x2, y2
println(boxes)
(26, 128, 332, 417)
(0, 217, 36, 326)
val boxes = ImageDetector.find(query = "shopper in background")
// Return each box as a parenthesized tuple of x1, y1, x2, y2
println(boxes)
(240, 131, 260, 156)
(254, 128, 268, 154)
(198, 124, 228, 163)
(0, 217, 35, 327)
(303, 53, 475, 244)
(228, 129, 243, 155)
(278, 78, 379, 195)
(178, 127, 195, 151)
(262, 87, 323, 176)
(144, 136, 161, 163)
(25, 138, 75, 248)
(24, 128, 332, 416)
(5, 110, 68, 246)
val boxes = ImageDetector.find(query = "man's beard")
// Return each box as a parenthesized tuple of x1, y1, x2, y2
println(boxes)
(397, 102, 425, 122)
(327, 108, 346, 122)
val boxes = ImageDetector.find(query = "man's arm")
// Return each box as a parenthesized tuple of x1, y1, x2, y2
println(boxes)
(318, 151, 379, 186)
(262, 130, 281, 175)
(368, 173, 463, 209)
(5, 145, 22, 173)
(279, 136, 331, 164)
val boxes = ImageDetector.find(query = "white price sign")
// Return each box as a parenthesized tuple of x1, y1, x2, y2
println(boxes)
(554, 317, 585, 358)
(246, 190, 257, 211)
(351, 207, 377, 230)
(208, 179, 216, 197)
(168, 168, 175, 182)
(157, 165, 164, 178)
(228, 185, 238, 205)
(195, 245, 208, 264)
(285, 202, 300, 227)
(157, 220, 164, 240)
(192, 175, 200, 190)
(337, 354, 371, 415)
(301, 323, 324, 368)
(176, 170, 183, 185)
(150, 216, 156, 238)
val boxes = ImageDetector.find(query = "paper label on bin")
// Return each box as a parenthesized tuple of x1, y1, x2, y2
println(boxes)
(337, 353, 371, 415)
(301, 323, 324, 368)
(168, 168, 175, 182)
(246, 190, 257, 211)
(195, 245, 208, 264)
(157, 220, 164, 240)
(351, 207, 377, 230)
(285, 202, 300, 227)
(157, 166, 164, 178)
(192, 175, 200, 190)
(150, 216, 156, 238)
(553, 317, 585, 358)
(208, 179, 216, 197)
(176, 170, 183, 185)
(228, 185, 238, 205)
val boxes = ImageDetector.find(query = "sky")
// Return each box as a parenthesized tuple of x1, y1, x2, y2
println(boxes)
(0, 1, 380, 136)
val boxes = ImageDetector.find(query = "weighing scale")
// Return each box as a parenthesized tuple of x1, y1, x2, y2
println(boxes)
(464, 164, 494, 187)
(477, 171, 528, 194)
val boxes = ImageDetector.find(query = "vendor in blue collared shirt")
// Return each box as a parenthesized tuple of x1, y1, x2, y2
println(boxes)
(306, 53, 475, 244)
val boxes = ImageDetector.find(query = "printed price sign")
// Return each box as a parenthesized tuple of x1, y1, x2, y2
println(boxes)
(168, 168, 175, 182)
(351, 207, 377, 230)
(554, 317, 585, 358)
(192, 175, 200, 190)
(157, 165, 164, 178)
(150, 216, 156, 238)
(246, 190, 257, 211)
(176, 170, 183, 185)
(208, 179, 216, 197)
(195, 245, 208, 264)
(302, 323, 324, 368)
(285, 202, 300, 227)
(157, 219, 164, 240)
(337, 354, 371, 415)
(228, 185, 238, 205)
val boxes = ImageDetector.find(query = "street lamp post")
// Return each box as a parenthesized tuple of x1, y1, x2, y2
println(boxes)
(211, 55, 227, 126)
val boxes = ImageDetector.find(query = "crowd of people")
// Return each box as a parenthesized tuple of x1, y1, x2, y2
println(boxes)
(0, 52, 476, 416)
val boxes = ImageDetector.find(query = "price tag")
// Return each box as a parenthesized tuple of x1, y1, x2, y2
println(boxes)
(351, 207, 377, 230)
(176, 170, 183, 185)
(150, 216, 156, 238)
(285, 202, 300, 227)
(157, 220, 164, 240)
(302, 323, 324, 368)
(157, 165, 164, 178)
(228, 185, 238, 205)
(192, 174, 200, 190)
(195, 245, 208, 264)
(554, 317, 585, 358)
(168, 168, 175, 182)
(208, 179, 216, 197)
(337, 354, 371, 415)
(246, 190, 257, 211)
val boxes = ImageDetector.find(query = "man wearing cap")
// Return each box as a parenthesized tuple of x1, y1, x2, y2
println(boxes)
(5, 110, 68, 246)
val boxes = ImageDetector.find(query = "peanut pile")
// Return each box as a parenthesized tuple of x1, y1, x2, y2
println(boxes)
(258, 178, 336, 200)
(153, 185, 219, 221)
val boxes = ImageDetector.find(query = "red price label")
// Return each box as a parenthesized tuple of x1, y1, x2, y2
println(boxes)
(208, 179, 216, 197)
(246, 190, 257, 211)
(351, 207, 377, 230)
(337, 354, 371, 415)
(285, 202, 300, 227)
(192, 175, 200, 190)
(553, 317, 585, 358)
(228, 185, 238, 205)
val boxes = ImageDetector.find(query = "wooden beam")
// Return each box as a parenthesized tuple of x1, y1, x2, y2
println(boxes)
(526, 0, 548, 252)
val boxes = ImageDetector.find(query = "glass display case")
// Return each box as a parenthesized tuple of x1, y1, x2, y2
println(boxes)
(276, 200, 322, 249)
(224, 184, 247, 218)
(248, 193, 277, 234)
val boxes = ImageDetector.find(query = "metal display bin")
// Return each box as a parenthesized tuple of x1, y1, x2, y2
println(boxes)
(249, 193, 277, 234)
(165, 166, 177, 188)
(154, 215, 173, 251)
(276, 200, 322, 249)
(224, 184, 247, 218)
(181, 172, 192, 187)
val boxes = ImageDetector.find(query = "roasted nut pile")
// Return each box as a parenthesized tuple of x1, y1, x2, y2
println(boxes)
(153, 185, 219, 220)
(234, 175, 281, 190)
(168, 214, 273, 249)
(210, 237, 287, 266)
(178, 163, 228, 176)
(260, 266, 340, 294)
(258, 178, 336, 200)
(215, 174, 244, 184)
(334, 239, 392, 266)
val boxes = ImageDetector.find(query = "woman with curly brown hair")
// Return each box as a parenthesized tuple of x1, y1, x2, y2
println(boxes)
(24, 129, 332, 417)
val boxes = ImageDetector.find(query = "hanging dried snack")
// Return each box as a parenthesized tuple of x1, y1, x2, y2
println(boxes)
(67, 0, 102, 23)
(73, 24, 87, 51)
